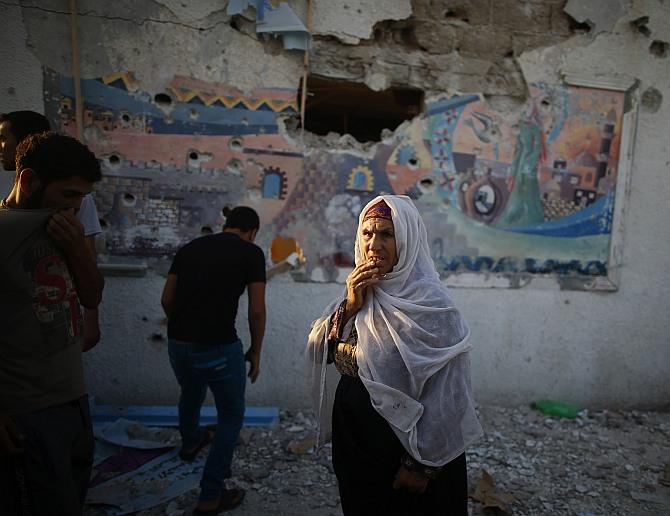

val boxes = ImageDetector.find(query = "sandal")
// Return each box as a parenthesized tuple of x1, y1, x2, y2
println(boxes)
(179, 425, 216, 462)
(193, 488, 245, 515)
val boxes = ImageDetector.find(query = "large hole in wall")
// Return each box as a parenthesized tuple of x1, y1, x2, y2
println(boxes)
(298, 76, 424, 143)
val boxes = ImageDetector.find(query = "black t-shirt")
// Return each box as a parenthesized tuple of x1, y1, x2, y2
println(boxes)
(167, 232, 266, 345)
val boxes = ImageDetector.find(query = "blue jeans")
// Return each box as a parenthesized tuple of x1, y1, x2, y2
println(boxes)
(168, 339, 246, 502)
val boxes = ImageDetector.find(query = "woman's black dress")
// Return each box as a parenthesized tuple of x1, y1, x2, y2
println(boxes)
(332, 373, 468, 516)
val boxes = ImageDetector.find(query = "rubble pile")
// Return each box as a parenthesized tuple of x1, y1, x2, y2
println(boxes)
(86, 405, 670, 515)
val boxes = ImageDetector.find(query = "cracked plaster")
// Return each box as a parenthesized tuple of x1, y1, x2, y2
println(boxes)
(309, 0, 412, 44)
(16, 0, 303, 95)
(564, 0, 628, 34)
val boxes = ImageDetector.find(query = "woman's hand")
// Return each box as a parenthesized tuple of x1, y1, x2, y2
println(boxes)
(344, 261, 380, 321)
(392, 465, 429, 494)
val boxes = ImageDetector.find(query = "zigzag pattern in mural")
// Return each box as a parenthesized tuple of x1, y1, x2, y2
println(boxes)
(169, 88, 298, 113)
(98, 71, 139, 92)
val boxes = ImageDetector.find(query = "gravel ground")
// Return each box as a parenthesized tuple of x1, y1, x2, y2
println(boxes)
(85, 405, 670, 515)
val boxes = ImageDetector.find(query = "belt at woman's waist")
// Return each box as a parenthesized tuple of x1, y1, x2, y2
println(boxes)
(329, 326, 359, 377)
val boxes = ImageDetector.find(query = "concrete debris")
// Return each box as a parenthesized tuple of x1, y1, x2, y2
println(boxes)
(237, 427, 257, 446)
(84, 406, 670, 516)
(97, 418, 180, 450)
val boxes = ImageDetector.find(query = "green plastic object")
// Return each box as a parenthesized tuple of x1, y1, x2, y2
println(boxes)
(532, 399, 580, 419)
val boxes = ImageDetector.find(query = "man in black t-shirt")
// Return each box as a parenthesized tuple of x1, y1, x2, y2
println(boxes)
(161, 206, 266, 514)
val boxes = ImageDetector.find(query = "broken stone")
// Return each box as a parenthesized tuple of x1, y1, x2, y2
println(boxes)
(237, 427, 256, 446)
(287, 433, 317, 455)
(83, 405, 670, 515)
(286, 425, 305, 433)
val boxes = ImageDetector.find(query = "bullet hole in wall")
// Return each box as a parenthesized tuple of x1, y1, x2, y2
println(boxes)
(121, 113, 131, 123)
(189, 151, 199, 161)
(229, 137, 243, 151)
(641, 87, 663, 113)
(444, 8, 469, 23)
(567, 17, 593, 34)
(418, 177, 436, 193)
(226, 159, 243, 174)
(109, 154, 120, 166)
(154, 93, 173, 106)
(650, 40, 668, 58)
(122, 192, 136, 207)
(631, 16, 651, 37)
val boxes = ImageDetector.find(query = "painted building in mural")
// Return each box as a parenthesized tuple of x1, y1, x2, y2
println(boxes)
(45, 68, 624, 280)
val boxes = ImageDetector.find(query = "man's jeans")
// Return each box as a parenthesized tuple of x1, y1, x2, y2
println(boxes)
(168, 339, 246, 502)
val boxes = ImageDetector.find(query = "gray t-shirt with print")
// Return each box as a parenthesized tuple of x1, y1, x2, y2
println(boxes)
(0, 207, 85, 415)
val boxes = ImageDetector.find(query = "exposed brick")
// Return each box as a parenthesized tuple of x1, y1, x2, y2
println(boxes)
(549, 3, 572, 35)
(512, 33, 568, 55)
(455, 26, 513, 58)
(414, 19, 458, 54)
(412, 0, 492, 26)
(482, 59, 527, 97)
(492, 0, 552, 32)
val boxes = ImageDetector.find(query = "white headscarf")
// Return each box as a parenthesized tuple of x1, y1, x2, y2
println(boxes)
(307, 195, 482, 467)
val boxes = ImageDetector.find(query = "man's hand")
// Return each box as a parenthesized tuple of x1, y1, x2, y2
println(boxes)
(0, 415, 24, 458)
(50, 210, 104, 309)
(245, 349, 260, 383)
(392, 465, 429, 494)
(47, 209, 87, 256)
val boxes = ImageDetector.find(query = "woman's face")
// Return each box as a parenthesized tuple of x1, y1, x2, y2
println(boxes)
(361, 217, 398, 275)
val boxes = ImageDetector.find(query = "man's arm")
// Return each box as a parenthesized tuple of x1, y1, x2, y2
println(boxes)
(245, 281, 266, 383)
(82, 234, 101, 351)
(161, 274, 178, 318)
(47, 210, 103, 308)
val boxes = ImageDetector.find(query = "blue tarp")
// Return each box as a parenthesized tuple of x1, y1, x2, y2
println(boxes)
(92, 404, 279, 427)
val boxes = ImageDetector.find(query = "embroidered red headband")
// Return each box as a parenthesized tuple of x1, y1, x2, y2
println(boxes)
(363, 200, 392, 221)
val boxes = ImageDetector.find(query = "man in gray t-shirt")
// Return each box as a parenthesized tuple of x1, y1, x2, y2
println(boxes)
(1, 111, 103, 350)
(0, 132, 103, 515)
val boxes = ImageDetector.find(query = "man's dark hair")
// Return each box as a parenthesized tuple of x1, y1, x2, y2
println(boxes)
(223, 206, 260, 232)
(0, 111, 51, 142)
(15, 132, 101, 184)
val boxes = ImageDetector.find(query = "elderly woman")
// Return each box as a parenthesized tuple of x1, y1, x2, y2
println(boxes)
(307, 195, 482, 515)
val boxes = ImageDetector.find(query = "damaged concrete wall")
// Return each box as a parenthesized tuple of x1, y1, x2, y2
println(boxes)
(1, 0, 669, 409)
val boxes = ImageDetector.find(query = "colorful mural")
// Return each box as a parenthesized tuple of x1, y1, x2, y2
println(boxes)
(44, 69, 625, 281)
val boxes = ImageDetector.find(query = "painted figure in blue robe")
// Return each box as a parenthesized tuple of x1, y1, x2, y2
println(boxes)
(496, 103, 546, 228)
